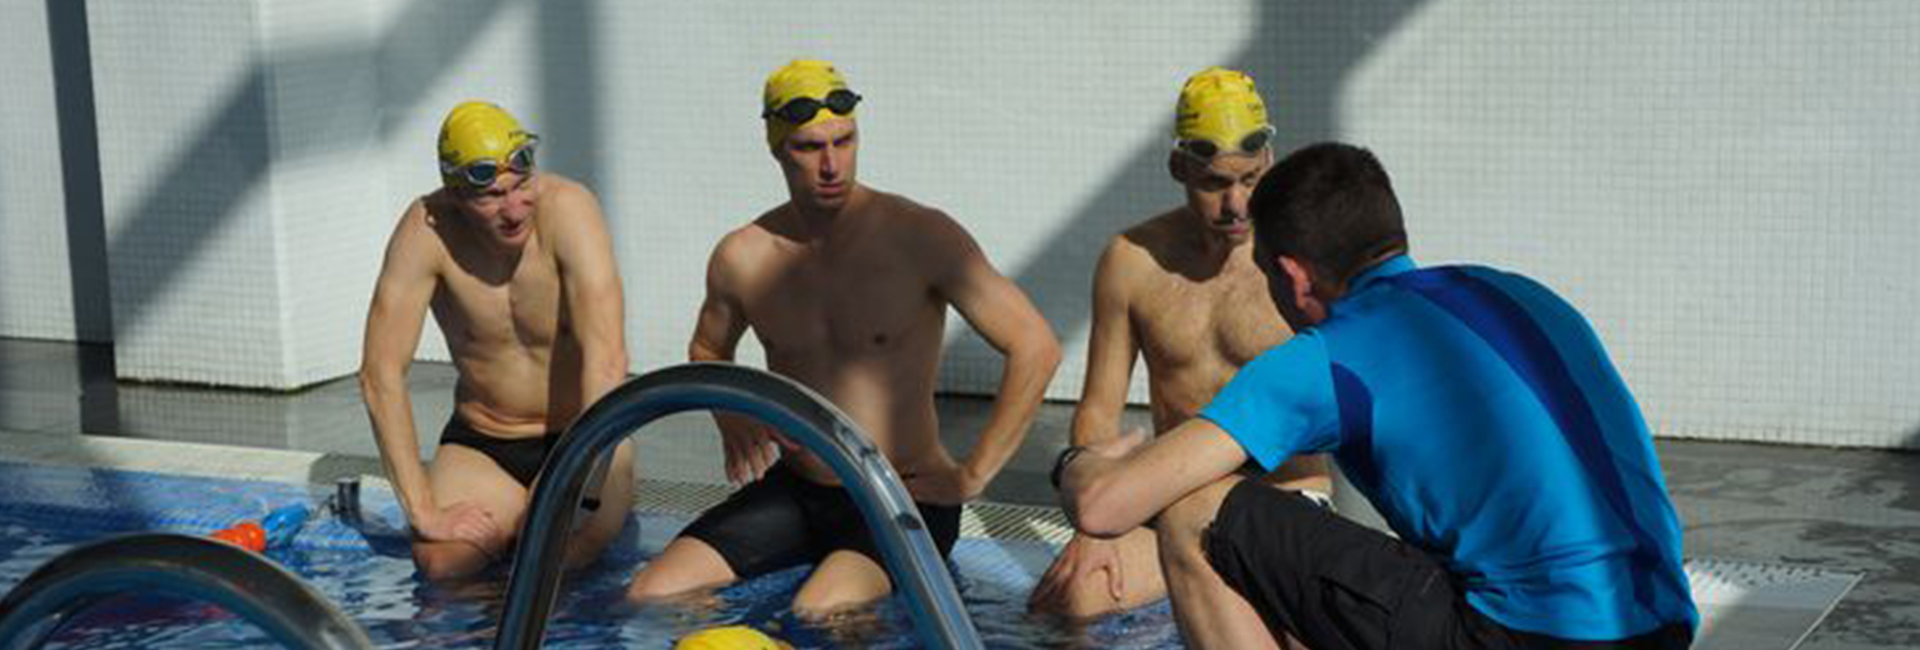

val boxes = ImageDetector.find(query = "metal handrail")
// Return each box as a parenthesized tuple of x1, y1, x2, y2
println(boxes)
(495, 362, 982, 650)
(0, 533, 372, 650)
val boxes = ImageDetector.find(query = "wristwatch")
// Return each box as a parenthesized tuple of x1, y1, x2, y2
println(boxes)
(1049, 444, 1090, 490)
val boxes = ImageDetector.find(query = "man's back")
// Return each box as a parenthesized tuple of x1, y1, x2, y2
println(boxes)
(1210, 256, 1697, 639)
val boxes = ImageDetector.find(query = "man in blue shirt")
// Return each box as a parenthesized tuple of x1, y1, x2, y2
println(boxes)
(1057, 142, 1697, 649)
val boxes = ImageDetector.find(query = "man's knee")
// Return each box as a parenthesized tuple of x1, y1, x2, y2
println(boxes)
(1046, 574, 1129, 619)
(791, 552, 892, 620)
(413, 542, 492, 582)
(791, 589, 878, 621)
(625, 570, 684, 604)
(1156, 477, 1242, 559)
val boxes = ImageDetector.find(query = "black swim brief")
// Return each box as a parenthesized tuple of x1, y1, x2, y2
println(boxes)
(437, 417, 558, 488)
(677, 463, 963, 579)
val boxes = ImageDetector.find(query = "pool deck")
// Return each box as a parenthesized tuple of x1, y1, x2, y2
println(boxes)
(1, 338, 1916, 649)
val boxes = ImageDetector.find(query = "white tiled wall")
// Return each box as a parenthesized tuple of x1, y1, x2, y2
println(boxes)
(13, 1, 1920, 447)
(88, 1, 290, 386)
(0, 1, 84, 342)
(1338, 1, 1920, 447)
(261, 0, 388, 384)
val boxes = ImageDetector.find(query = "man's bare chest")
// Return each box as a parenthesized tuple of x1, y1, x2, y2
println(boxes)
(745, 256, 938, 357)
(1133, 273, 1285, 369)
(437, 258, 564, 349)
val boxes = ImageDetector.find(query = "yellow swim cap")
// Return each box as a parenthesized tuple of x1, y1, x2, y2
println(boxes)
(1174, 68, 1273, 158)
(437, 101, 535, 186)
(763, 60, 857, 148)
(673, 625, 792, 650)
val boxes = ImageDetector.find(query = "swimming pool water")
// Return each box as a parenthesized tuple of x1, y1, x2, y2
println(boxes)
(0, 461, 1182, 649)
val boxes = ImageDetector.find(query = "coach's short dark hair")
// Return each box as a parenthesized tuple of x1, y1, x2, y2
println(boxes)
(1249, 142, 1407, 293)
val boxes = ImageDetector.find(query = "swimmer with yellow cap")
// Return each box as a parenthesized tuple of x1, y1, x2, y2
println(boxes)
(757, 60, 866, 212)
(1163, 67, 1280, 242)
(362, 100, 636, 585)
(673, 626, 792, 650)
(1027, 68, 1331, 624)
(627, 60, 1060, 621)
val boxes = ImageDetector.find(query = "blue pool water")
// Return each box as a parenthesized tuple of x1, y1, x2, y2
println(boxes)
(0, 461, 1182, 649)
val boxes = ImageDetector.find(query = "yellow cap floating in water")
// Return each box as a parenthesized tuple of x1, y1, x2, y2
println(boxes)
(674, 625, 792, 650)
(437, 101, 534, 184)
(763, 60, 856, 148)
(1174, 67, 1272, 158)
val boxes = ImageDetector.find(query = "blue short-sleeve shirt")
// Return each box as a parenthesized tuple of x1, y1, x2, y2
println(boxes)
(1201, 255, 1698, 640)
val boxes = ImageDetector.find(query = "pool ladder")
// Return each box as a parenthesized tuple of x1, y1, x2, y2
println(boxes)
(496, 362, 984, 649)
(0, 533, 373, 650)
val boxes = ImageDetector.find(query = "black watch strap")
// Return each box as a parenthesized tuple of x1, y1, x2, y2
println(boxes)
(1050, 445, 1090, 490)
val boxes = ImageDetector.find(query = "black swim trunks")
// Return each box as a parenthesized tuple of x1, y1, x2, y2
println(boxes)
(437, 417, 558, 488)
(677, 463, 963, 579)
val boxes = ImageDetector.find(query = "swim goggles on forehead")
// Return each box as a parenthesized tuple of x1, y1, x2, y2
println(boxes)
(762, 89, 862, 125)
(1174, 125, 1275, 160)
(441, 137, 538, 188)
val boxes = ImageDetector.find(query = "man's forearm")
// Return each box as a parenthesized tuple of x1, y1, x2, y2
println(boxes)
(360, 371, 435, 523)
(579, 342, 630, 410)
(961, 341, 1061, 489)
(1068, 405, 1123, 448)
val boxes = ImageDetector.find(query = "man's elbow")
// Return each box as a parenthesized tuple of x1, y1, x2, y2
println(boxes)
(357, 364, 401, 398)
(590, 346, 631, 384)
(1066, 478, 1131, 539)
(1019, 332, 1064, 377)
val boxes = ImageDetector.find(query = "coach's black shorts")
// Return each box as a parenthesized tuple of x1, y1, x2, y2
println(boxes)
(678, 463, 962, 579)
(1202, 480, 1691, 650)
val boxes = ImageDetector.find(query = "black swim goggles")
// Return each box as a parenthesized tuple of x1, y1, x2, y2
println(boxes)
(1174, 125, 1275, 160)
(762, 89, 863, 124)
(441, 137, 538, 188)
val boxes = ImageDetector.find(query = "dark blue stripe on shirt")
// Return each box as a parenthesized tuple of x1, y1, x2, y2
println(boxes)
(1387, 268, 1659, 599)
(1329, 363, 1380, 491)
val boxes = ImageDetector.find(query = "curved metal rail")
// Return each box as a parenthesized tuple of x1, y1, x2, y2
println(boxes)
(0, 533, 372, 650)
(495, 362, 981, 650)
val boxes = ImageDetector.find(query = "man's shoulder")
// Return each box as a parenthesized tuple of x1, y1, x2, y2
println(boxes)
(710, 208, 788, 268)
(392, 194, 448, 249)
(867, 189, 958, 230)
(861, 190, 980, 256)
(1117, 208, 1190, 251)
(1100, 208, 1190, 278)
(531, 174, 603, 224)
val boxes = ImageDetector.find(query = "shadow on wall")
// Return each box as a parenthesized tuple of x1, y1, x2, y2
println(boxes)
(45, 0, 117, 433)
(51, 0, 619, 389)
(536, 0, 602, 193)
(87, 1, 541, 355)
(46, 0, 111, 345)
(996, 1, 1428, 389)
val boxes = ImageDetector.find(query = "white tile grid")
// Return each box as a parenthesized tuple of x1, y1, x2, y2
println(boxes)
(33, 1, 1920, 448)
(0, 0, 79, 342)
(1347, 0, 1920, 449)
(264, 0, 387, 387)
(91, 2, 291, 388)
